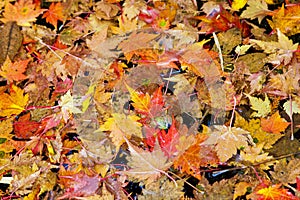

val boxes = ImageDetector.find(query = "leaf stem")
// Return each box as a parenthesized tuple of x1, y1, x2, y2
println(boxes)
(213, 32, 224, 71)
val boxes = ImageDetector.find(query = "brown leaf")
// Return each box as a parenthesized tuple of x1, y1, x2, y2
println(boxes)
(118, 31, 158, 61)
(122, 139, 172, 184)
(0, 22, 23, 65)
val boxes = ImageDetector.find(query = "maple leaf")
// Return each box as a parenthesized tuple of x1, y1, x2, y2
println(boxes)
(270, 158, 300, 185)
(0, 118, 13, 142)
(42, 2, 65, 29)
(234, 182, 251, 200)
(118, 31, 158, 61)
(231, 0, 247, 11)
(261, 111, 290, 134)
(111, 15, 138, 35)
(283, 100, 300, 119)
(13, 113, 40, 139)
(250, 29, 298, 65)
(0, 84, 29, 117)
(256, 184, 298, 200)
(126, 83, 150, 114)
(195, 6, 242, 33)
(240, 0, 271, 23)
(245, 94, 271, 118)
(203, 126, 253, 162)
(234, 112, 283, 149)
(268, 4, 300, 36)
(0, 57, 29, 82)
(59, 90, 82, 122)
(100, 113, 142, 151)
(122, 139, 172, 184)
(173, 134, 218, 180)
(240, 143, 273, 168)
(0, 0, 45, 26)
(157, 116, 179, 158)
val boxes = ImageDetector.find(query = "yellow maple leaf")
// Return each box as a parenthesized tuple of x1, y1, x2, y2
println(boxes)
(240, 0, 271, 23)
(0, 85, 29, 117)
(0, 57, 29, 82)
(240, 143, 273, 169)
(58, 90, 82, 123)
(268, 4, 300, 36)
(231, 0, 247, 11)
(111, 15, 138, 35)
(100, 113, 142, 151)
(250, 29, 298, 65)
(245, 93, 271, 118)
(125, 83, 150, 114)
(256, 184, 296, 200)
(234, 112, 283, 149)
(0, 0, 45, 27)
(0, 118, 13, 139)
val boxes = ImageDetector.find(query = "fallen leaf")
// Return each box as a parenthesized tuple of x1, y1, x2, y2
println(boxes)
(0, 84, 29, 117)
(234, 182, 251, 200)
(0, 118, 14, 141)
(59, 90, 82, 122)
(0, 21, 23, 65)
(283, 100, 300, 119)
(118, 31, 158, 61)
(207, 126, 253, 162)
(245, 94, 271, 118)
(268, 4, 300, 36)
(173, 134, 218, 180)
(270, 158, 300, 185)
(123, 139, 172, 184)
(42, 2, 65, 29)
(111, 15, 138, 35)
(0, 57, 29, 82)
(261, 111, 290, 134)
(250, 29, 298, 65)
(231, 0, 247, 11)
(0, 0, 45, 26)
(100, 113, 142, 151)
(240, 0, 270, 23)
(126, 83, 150, 114)
(157, 116, 179, 158)
(256, 184, 298, 200)
(234, 113, 283, 149)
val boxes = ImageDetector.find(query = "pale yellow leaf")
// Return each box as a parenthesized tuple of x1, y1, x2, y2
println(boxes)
(241, 0, 270, 23)
(245, 94, 271, 118)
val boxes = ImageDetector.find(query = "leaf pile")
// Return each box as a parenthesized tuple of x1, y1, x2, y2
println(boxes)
(0, 0, 300, 199)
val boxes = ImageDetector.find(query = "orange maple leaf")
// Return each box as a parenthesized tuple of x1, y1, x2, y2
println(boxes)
(173, 134, 218, 180)
(0, 0, 45, 26)
(0, 85, 29, 117)
(261, 111, 290, 134)
(256, 184, 298, 200)
(0, 57, 29, 82)
(42, 2, 65, 29)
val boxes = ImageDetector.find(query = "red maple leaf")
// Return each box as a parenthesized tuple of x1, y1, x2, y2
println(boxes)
(157, 116, 179, 158)
(13, 113, 40, 139)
